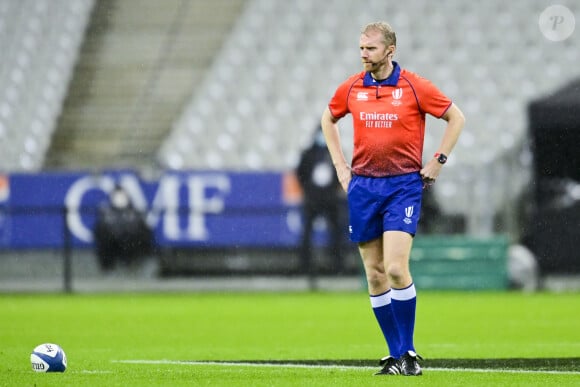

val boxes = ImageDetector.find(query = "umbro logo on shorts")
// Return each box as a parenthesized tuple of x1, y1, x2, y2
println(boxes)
(404, 206, 413, 224)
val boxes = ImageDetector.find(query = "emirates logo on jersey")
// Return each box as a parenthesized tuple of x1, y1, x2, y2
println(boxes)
(391, 88, 403, 106)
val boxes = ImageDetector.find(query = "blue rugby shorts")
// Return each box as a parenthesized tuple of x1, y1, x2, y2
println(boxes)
(347, 172, 423, 242)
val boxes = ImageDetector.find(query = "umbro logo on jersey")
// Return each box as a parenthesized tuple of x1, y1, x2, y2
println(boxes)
(392, 88, 403, 106)
(357, 92, 369, 101)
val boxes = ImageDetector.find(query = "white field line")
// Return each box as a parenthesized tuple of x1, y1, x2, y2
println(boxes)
(114, 359, 374, 371)
(113, 359, 580, 375)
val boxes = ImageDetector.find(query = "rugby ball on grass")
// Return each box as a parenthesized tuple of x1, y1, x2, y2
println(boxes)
(30, 343, 67, 372)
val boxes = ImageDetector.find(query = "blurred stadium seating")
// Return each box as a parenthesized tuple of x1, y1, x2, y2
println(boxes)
(45, 0, 247, 169)
(1, 0, 579, 237)
(0, 0, 94, 170)
(156, 0, 580, 234)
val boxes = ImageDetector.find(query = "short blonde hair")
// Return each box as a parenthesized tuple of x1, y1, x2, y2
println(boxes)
(361, 21, 396, 47)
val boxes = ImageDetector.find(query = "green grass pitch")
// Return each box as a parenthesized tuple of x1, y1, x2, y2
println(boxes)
(1, 291, 579, 386)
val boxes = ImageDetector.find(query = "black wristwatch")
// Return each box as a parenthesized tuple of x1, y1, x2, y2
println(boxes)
(434, 152, 448, 164)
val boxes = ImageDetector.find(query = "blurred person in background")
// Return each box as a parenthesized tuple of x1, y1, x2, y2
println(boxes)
(93, 184, 154, 275)
(320, 21, 465, 376)
(296, 124, 347, 276)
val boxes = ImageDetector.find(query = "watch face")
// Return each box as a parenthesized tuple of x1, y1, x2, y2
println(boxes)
(437, 154, 447, 164)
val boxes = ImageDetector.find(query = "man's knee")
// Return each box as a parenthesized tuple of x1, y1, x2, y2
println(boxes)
(386, 262, 404, 281)
(365, 268, 388, 289)
(386, 261, 410, 285)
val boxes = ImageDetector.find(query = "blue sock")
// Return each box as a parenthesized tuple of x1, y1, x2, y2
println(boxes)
(370, 290, 401, 358)
(391, 283, 417, 355)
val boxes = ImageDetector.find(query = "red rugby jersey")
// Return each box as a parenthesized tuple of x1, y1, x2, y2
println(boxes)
(328, 62, 452, 177)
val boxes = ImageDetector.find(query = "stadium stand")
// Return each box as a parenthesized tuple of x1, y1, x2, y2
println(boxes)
(2, 1, 579, 290)
(45, 0, 247, 170)
(0, 0, 579, 240)
(0, 0, 94, 171)
(157, 0, 580, 235)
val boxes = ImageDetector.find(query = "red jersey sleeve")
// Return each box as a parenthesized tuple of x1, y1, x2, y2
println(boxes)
(328, 72, 364, 119)
(403, 71, 452, 118)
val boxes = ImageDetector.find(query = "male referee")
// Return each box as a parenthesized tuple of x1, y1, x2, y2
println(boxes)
(320, 21, 465, 376)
